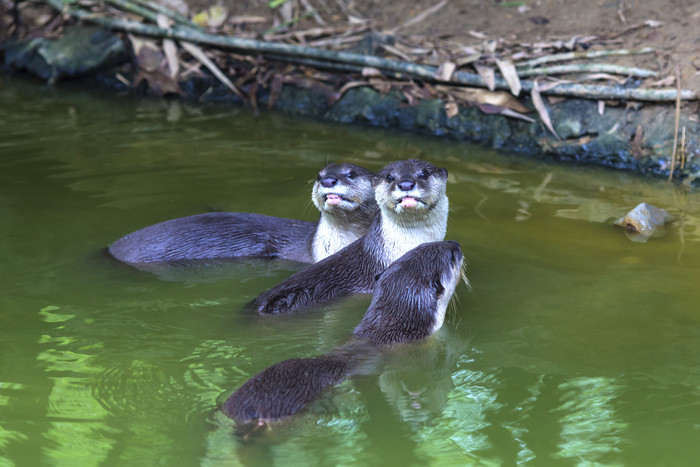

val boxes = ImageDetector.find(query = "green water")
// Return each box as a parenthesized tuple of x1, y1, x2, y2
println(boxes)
(1, 75, 700, 466)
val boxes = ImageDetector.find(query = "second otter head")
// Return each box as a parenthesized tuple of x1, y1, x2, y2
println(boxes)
(311, 163, 375, 218)
(353, 240, 464, 346)
(373, 159, 448, 220)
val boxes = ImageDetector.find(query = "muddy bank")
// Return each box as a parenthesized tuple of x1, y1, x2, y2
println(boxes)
(2, 24, 699, 187)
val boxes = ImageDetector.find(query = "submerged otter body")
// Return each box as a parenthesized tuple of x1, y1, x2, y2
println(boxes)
(108, 163, 375, 264)
(223, 241, 464, 428)
(252, 159, 449, 315)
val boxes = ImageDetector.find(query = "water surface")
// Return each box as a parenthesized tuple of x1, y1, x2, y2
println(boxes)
(1, 76, 700, 466)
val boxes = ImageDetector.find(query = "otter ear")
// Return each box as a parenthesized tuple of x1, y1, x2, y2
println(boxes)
(431, 276, 445, 297)
(439, 167, 448, 178)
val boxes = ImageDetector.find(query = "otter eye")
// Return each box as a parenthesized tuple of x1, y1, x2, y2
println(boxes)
(385, 174, 395, 183)
(431, 277, 445, 297)
(317, 174, 322, 181)
(346, 171, 357, 180)
(418, 169, 430, 180)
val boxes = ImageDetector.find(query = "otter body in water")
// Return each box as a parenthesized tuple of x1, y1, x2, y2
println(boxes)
(223, 241, 464, 428)
(108, 163, 375, 264)
(252, 159, 449, 315)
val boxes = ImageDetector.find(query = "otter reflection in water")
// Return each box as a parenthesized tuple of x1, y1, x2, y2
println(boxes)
(253, 159, 449, 315)
(108, 163, 376, 265)
(223, 241, 465, 433)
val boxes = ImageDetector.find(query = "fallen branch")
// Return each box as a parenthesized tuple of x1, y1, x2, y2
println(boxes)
(45, 0, 697, 102)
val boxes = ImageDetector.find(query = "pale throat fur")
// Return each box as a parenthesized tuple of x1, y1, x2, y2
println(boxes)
(375, 192, 449, 267)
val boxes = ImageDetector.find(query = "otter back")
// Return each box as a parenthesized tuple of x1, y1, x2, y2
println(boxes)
(109, 212, 317, 263)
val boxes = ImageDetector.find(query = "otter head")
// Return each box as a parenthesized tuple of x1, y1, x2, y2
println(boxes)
(311, 163, 375, 219)
(373, 159, 448, 222)
(385, 240, 464, 335)
(355, 240, 464, 346)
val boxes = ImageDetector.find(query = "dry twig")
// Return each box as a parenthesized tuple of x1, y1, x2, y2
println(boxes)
(518, 47, 654, 68)
(668, 58, 681, 182)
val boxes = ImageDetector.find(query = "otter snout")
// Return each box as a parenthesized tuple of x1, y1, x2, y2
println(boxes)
(320, 176, 338, 188)
(398, 179, 416, 191)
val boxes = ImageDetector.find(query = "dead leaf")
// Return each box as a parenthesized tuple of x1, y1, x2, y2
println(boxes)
(445, 101, 459, 118)
(582, 73, 627, 84)
(181, 42, 243, 99)
(474, 64, 496, 91)
(495, 58, 521, 96)
(228, 15, 267, 25)
(483, 39, 498, 54)
(435, 61, 456, 81)
(368, 78, 392, 93)
(128, 34, 181, 95)
(630, 125, 644, 158)
(361, 67, 383, 77)
(448, 87, 530, 113)
(531, 79, 560, 139)
(156, 14, 179, 79)
(650, 75, 675, 87)
(499, 108, 536, 123)
(455, 54, 480, 67)
(192, 5, 228, 28)
(338, 81, 370, 98)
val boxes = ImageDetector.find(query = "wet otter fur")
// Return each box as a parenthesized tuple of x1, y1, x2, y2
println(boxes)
(252, 159, 449, 315)
(223, 241, 464, 430)
(108, 163, 375, 264)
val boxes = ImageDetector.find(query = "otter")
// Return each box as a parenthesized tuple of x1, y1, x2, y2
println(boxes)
(252, 159, 449, 315)
(223, 241, 464, 429)
(108, 163, 376, 265)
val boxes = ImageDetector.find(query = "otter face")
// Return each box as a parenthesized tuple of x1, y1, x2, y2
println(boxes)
(373, 159, 448, 217)
(311, 163, 375, 214)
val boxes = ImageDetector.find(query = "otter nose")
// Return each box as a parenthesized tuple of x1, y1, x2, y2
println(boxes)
(398, 179, 415, 191)
(320, 177, 338, 188)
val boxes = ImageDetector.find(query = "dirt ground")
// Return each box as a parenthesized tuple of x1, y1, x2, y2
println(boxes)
(212, 0, 700, 97)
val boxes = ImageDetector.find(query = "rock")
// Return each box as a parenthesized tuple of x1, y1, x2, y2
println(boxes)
(4, 25, 128, 83)
(614, 203, 671, 242)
